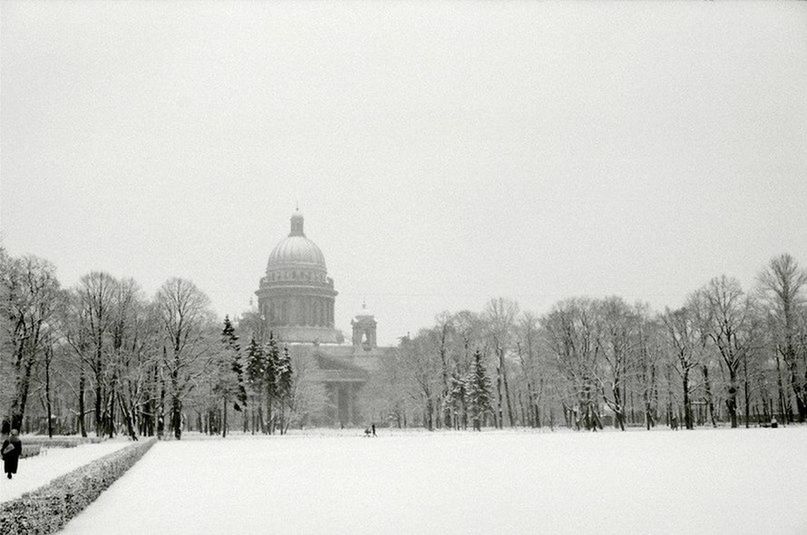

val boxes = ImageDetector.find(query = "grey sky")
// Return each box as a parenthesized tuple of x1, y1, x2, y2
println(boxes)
(2, 1, 806, 345)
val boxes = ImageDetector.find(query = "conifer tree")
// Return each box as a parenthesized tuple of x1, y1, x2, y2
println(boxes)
(466, 350, 492, 431)
(449, 373, 468, 430)
(274, 346, 293, 434)
(245, 336, 265, 387)
(264, 333, 280, 433)
(214, 315, 244, 437)
(222, 316, 247, 410)
(245, 336, 267, 433)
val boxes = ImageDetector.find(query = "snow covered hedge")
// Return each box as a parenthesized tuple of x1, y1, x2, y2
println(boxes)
(0, 437, 156, 535)
(24, 436, 104, 448)
(20, 444, 42, 459)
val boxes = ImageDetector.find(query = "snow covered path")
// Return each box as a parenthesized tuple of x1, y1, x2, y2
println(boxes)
(62, 428, 807, 534)
(0, 441, 130, 504)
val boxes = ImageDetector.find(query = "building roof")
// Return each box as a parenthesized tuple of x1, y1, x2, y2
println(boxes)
(266, 212, 327, 271)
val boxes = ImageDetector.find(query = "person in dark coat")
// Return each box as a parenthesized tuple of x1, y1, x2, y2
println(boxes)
(371, 423, 376, 437)
(2, 429, 22, 479)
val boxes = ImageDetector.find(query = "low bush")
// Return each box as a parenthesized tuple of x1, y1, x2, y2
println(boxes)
(23, 436, 104, 449)
(20, 444, 42, 459)
(0, 437, 156, 535)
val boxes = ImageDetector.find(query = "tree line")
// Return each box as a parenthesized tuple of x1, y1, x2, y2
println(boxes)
(374, 253, 807, 431)
(0, 248, 299, 439)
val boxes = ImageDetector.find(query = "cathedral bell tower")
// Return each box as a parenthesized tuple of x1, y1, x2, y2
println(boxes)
(351, 302, 377, 350)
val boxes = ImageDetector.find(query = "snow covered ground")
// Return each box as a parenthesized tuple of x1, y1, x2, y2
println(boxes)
(62, 427, 806, 534)
(0, 440, 130, 504)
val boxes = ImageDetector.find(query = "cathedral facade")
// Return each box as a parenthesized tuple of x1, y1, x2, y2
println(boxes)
(255, 211, 392, 427)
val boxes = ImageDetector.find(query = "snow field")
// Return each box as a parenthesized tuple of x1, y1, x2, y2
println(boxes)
(0, 440, 131, 504)
(62, 428, 807, 534)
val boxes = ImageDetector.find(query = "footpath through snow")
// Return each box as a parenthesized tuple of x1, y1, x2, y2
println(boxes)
(63, 427, 807, 534)
(0, 440, 129, 504)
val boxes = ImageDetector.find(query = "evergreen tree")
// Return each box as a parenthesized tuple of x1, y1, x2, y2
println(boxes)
(263, 333, 280, 433)
(213, 315, 244, 437)
(222, 316, 247, 410)
(274, 346, 294, 434)
(466, 350, 492, 431)
(275, 346, 293, 401)
(449, 373, 468, 430)
(245, 336, 266, 388)
(244, 336, 267, 433)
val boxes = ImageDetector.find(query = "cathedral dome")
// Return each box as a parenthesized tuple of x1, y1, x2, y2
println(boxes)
(266, 212, 327, 272)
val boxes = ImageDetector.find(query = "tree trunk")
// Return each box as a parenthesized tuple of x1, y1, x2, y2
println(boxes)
(45, 350, 53, 438)
(787, 358, 806, 422)
(702, 365, 717, 428)
(118, 391, 138, 441)
(94, 369, 103, 437)
(222, 397, 228, 438)
(495, 365, 503, 429)
(10, 350, 37, 431)
(743, 353, 750, 428)
(499, 348, 516, 427)
(727, 368, 739, 428)
(157, 374, 166, 439)
(682, 369, 693, 430)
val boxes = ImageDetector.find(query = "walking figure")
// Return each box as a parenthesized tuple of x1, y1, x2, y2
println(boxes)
(371, 424, 376, 437)
(2, 429, 22, 480)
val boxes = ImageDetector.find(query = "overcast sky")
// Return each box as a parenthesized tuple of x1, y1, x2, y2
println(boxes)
(2, 1, 806, 345)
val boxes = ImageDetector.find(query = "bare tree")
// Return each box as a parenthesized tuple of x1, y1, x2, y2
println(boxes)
(482, 297, 520, 427)
(697, 276, 757, 428)
(155, 278, 216, 439)
(433, 311, 454, 429)
(596, 297, 635, 431)
(1, 255, 60, 431)
(757, 253, 807, 422)
(516, 312, 542, 428)
(661, 306, 699, 430)
(634, 303, 661, 430)
(397, 330, 442, 430)
(73, 272, 118, 436)
(543, 298, 602, 431)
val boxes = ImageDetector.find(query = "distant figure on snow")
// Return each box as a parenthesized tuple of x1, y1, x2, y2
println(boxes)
(670, 414, 679, 431)
(371, 424, 376, 437)
(2, 429, 22, 480)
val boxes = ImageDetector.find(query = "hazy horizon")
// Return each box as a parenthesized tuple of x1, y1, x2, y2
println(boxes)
(2, 2, 806, 345)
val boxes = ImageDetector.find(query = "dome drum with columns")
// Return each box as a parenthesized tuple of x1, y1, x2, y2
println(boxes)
(256, 211, 343, 343)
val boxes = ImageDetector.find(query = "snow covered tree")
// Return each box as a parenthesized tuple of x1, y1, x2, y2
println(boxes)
(482, 298, 519, 428)
(448, 373, 468, 429)
(155, 278, 216, 440)
(244, 336, 266, 433)
(757, 253, 807, 422)
(467, 349, 492, 431)
(211, 315, 245, 437)
(1, 254, 60, 431)
(274, 346, 293, 434)
(661, 306, 700, 430)
(696, 276, 758, 428)
(263, 334, 280, 433)
(543, 298, 603, 431)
